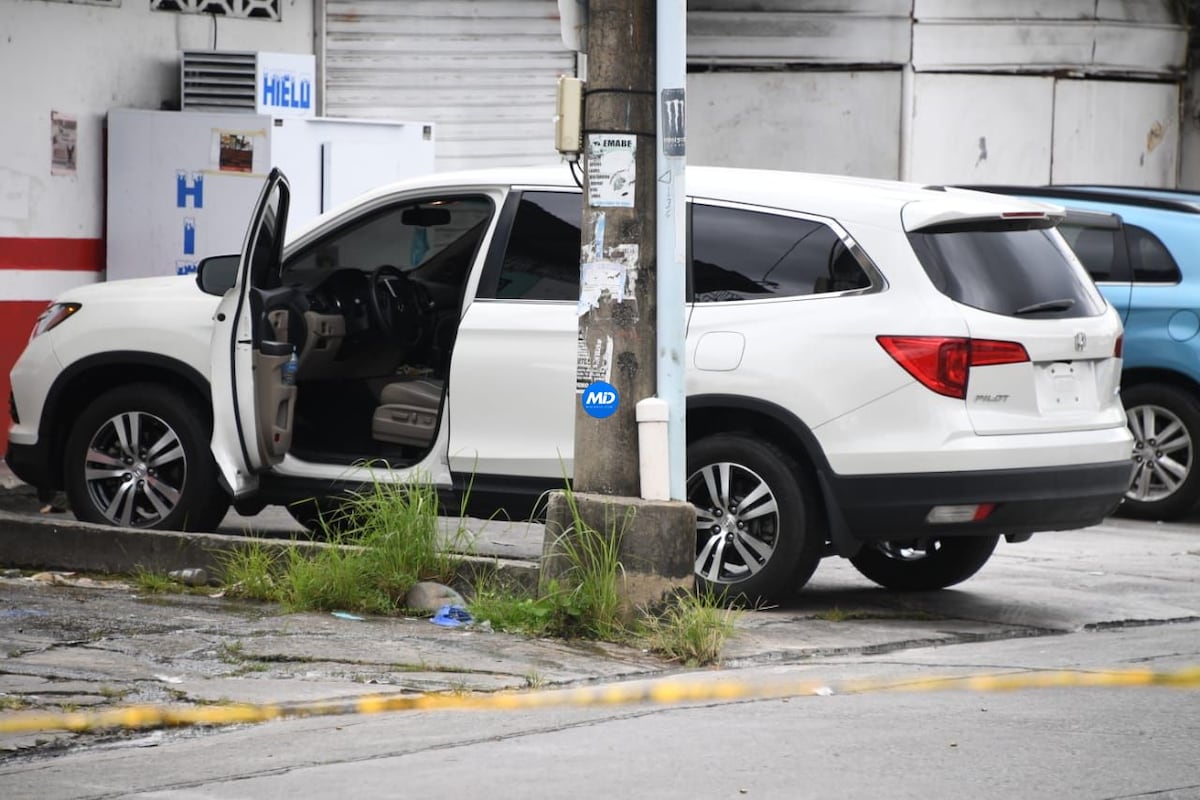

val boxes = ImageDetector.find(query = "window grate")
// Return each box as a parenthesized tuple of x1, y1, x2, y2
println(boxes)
(152, 0, 279, 21)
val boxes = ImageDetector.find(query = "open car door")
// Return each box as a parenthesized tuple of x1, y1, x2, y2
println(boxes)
(210, 168, 293, 497)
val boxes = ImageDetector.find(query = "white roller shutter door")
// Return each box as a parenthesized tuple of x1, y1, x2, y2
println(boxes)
(324, 0, 574, 172)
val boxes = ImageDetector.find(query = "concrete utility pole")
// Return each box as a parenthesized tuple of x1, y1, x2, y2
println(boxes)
(572, 0, 657, 496)
(542, 0, 694, 613)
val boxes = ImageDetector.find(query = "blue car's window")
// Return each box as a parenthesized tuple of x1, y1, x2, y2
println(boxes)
(1058, 223, 1120, 282)
(1126, 224, 1181, 284)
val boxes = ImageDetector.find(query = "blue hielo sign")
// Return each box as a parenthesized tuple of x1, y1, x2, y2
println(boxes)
(582, 381, 619, 419)
(255, 52, 316, 119)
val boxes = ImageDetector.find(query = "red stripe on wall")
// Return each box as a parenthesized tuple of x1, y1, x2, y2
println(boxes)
(0, 301, 47, 458)
(0, 237, 104, 271)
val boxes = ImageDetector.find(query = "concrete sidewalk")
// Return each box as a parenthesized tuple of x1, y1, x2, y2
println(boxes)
(0, 461, 543, 592)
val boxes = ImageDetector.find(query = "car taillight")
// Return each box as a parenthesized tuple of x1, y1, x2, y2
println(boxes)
(1114, 334, 1123, 358)
(877, 336, 1030, 399)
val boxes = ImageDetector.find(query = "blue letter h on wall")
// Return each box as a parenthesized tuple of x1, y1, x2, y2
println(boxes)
(176, 172, 204, 208)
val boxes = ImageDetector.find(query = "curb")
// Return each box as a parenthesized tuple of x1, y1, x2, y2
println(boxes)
(0, 508, 540, 594)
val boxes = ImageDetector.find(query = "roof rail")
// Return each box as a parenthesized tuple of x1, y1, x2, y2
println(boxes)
(954, 185, 1200, 215)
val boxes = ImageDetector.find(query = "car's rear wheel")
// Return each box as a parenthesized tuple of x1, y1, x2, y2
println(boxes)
(64, 383, 229, 531)
(686, 434, 823, 605)
(1120, 383, 1200, 520)
(849, 535, 998, 591)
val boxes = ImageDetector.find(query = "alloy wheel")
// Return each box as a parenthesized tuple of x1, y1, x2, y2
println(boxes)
(81, 410, 187, 528)
(1126, 403, 1192, 504)
(689, 460, 781, 586)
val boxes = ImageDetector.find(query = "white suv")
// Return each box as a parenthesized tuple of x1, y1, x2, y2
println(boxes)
(6, 166, 1133, 602)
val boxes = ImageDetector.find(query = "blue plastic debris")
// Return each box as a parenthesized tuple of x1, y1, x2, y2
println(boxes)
(331, 611, 365, 621)
(430, 604, 473, 628)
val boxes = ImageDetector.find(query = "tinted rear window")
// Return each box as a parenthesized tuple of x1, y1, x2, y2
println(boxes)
(908, 223, 1106, 318)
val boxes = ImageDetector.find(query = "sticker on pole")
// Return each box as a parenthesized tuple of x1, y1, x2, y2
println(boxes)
(586, 134, 636, 208)
(581, 381, 619, 419)
(661, 88, 685, 157)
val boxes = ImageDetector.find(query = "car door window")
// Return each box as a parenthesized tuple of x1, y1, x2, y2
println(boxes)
(286, 196, 493, 284)
(490, 191, 583, 301)
(691, 204, 870, 302)
(1126, 224, 1181, 284)
(1057, 222, 1122, 282)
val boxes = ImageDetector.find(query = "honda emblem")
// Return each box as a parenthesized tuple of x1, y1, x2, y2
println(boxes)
(1074, 332, 1087, 352)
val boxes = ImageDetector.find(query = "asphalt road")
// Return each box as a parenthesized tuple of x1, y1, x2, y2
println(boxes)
(1, 506, 1198, 798)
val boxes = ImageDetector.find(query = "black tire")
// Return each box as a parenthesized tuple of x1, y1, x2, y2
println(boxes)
(1119, 383, 1200, 521)
(849, 535, 998, 591)
(64, 383, 230, 532)
(687, 434, 823, 605)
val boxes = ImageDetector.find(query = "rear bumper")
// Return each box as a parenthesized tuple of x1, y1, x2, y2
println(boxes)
(823, 459, 1133, 541)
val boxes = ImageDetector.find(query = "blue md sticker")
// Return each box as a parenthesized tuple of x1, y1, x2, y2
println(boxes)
(581, 381, 619, 419)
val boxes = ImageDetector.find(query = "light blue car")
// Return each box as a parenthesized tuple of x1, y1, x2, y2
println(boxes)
(964, 186, 1200, 520)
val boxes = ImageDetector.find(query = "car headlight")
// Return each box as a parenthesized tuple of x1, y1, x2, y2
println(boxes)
(30, 302, 81, 340)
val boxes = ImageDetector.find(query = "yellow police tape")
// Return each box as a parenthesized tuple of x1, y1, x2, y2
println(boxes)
(2, 665, 1198, 735)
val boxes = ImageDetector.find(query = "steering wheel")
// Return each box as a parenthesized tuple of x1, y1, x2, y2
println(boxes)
(368, 264, 426, 347)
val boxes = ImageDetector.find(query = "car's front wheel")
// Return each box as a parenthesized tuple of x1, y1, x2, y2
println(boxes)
(1120, 383, 1200, 521)
(687, 434, 823, 605)
(64, 383, 229, 531)
(849, 535, 998, 591)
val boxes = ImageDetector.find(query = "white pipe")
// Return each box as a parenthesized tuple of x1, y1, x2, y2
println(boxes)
(637, 397, 670, 501)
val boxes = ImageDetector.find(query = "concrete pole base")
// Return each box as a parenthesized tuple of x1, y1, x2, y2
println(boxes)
(541, 490, 696, 617)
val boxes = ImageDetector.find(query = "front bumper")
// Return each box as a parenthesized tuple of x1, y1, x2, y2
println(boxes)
(823, 459, 1134, 541)
(4, 439, 56, 491)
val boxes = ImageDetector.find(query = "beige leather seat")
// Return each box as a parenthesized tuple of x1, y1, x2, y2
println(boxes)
(371, 378, 444, 447)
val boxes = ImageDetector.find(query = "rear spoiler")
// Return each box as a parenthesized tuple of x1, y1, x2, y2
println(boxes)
(902, 187, 1064, 232)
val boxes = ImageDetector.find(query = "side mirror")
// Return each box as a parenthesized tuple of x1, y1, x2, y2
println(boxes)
(196, 254, 240, 296)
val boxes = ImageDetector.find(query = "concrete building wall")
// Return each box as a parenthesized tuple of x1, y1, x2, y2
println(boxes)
(0, 0, 313, 451)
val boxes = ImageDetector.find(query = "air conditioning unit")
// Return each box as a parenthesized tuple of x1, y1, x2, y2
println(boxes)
(181, 50, 315, 118)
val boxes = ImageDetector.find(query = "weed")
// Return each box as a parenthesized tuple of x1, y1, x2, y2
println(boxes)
(216, 471, 467, 616)
(132, 568, 178, 594)
(98, 686, 129, 700)
(523, 670, 545, 689)
(231, 662, 270, 675)
(638, 588, 741, 667)
(814, 606, 873, 623)
(812, 607, 944, 623)
(218, 539, 283, 602)
(218, 641, 246, 664)
(0, 695, 26, 711)
(539, 484, 632, 640)
(58, 702, 79, 713)
(468, 583, 560, 636)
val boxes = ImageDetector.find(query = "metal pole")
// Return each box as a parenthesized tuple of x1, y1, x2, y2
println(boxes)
(656, 0, 686, 500)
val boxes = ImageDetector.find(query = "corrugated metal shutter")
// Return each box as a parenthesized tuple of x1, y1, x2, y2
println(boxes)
(324, 0, 575, 172)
